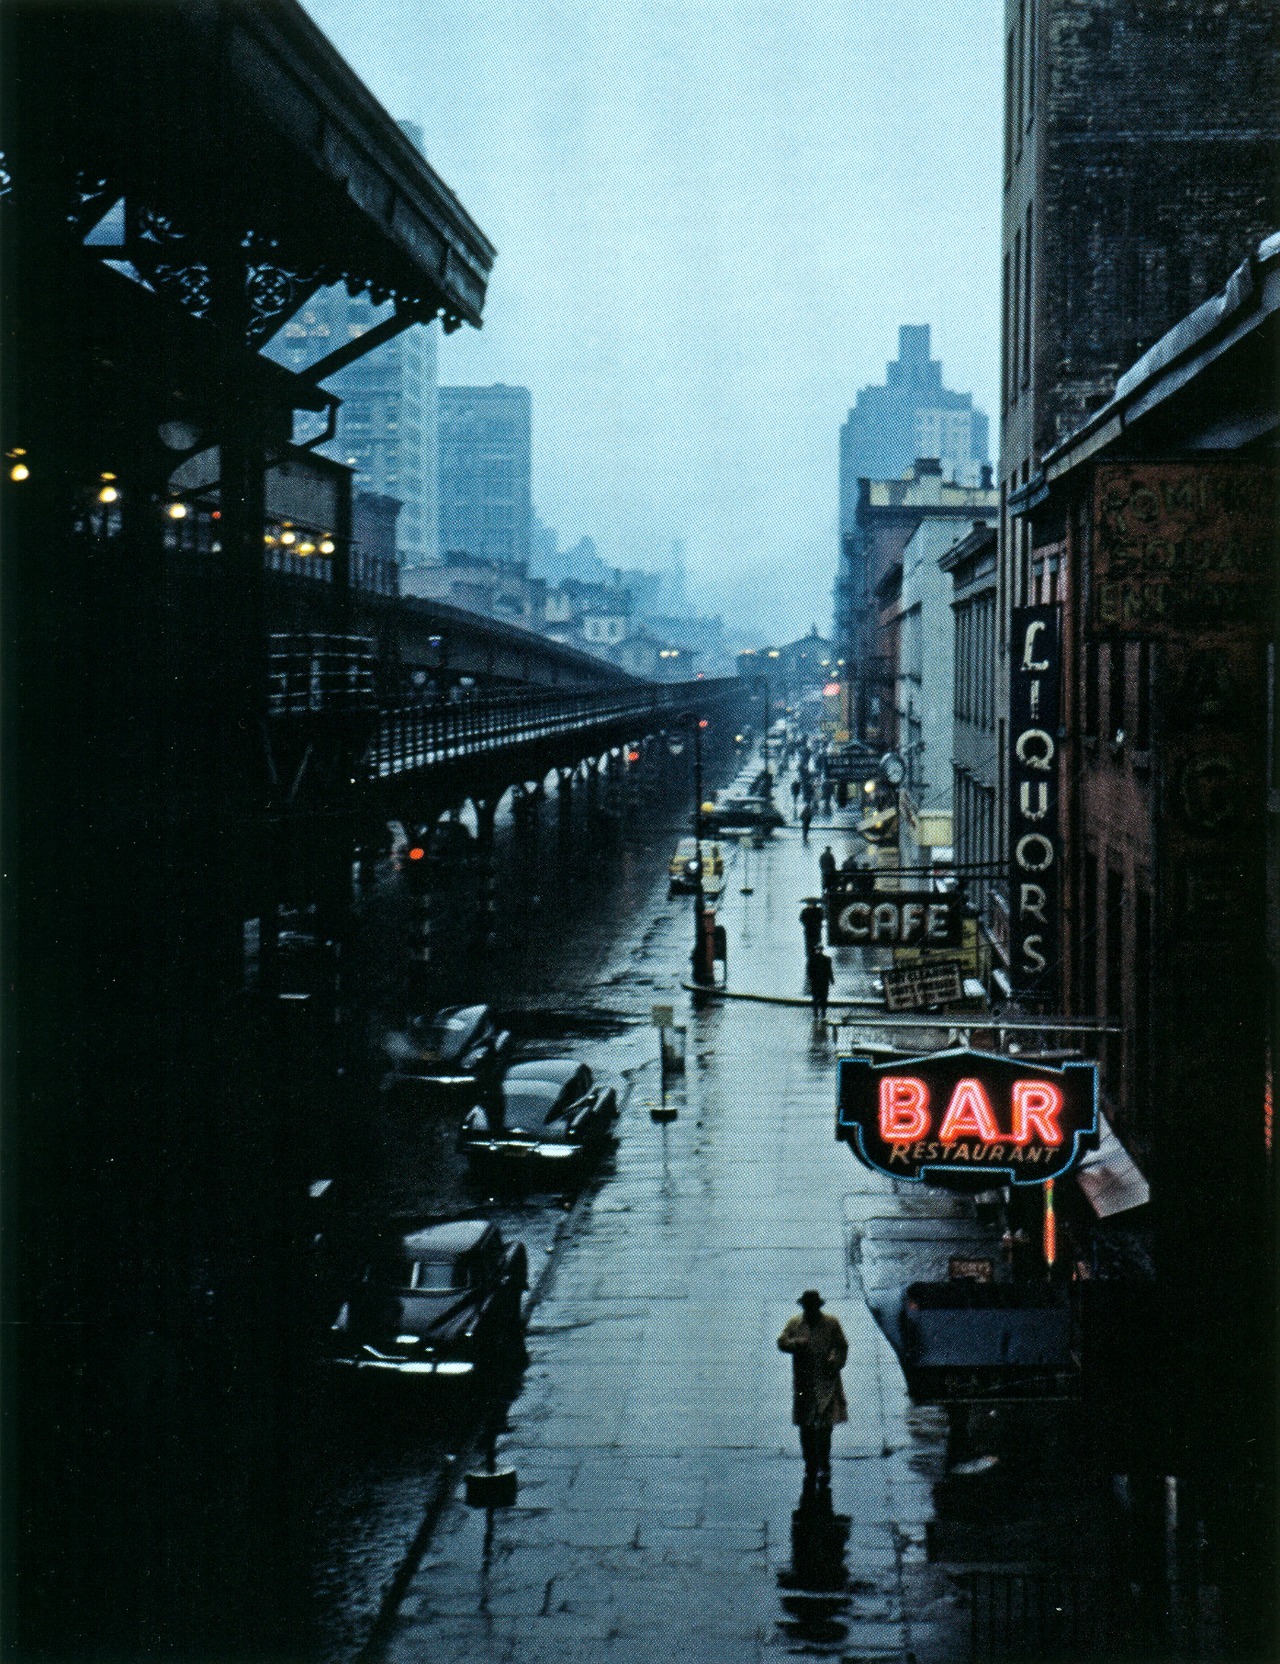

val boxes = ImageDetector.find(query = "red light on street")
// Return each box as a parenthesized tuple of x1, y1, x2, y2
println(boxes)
(627, 749, 640, 763)
(698, 719, 708, 729)
(1043, 1180, 1057, 1267)
(407, 846, 425, 861)
(823, 681, 841, 697)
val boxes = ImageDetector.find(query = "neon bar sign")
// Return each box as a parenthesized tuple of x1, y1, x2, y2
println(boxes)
(836, 1048, 1096, 1185)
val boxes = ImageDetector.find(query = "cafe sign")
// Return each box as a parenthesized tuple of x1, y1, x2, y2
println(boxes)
(836, 1048, 1097, 1186)
(826, 885, 963, 948)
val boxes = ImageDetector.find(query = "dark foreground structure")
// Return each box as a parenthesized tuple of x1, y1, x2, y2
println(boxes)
(0, 8, 747, 1657)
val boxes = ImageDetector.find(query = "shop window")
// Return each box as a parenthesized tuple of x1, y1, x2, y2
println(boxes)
(1108, 639, 1125, 743)
(1135, 640, 1150, 750)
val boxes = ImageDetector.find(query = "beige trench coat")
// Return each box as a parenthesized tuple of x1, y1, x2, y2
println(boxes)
(777, 1310, 849, 1429)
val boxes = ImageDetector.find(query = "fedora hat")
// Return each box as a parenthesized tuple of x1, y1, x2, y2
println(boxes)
(797, 1289, 824, 1309)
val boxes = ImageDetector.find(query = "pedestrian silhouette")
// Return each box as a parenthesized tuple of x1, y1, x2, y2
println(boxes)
(778, 1291, 848, 1495)
(818, 846, 836, 889)
(799, 898, 824, 956)
(800, 801, 813, 843)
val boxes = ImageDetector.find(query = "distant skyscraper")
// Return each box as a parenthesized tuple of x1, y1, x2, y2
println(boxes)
(840, 326, 989, 526)
(438, 385, 532, 570)
(834, 325, 988, 653)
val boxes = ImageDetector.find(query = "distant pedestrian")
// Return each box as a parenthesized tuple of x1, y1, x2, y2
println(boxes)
(818, 846, 836, 889)
(790, 777, 802, 812)
(800, 801, 813, 843)
(799, 899, 824, 956)
(778, 1291, 848, 1494)
(807, 949, 833, 1021)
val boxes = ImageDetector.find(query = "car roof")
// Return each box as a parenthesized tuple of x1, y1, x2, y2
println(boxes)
(399, 1219, 494, 1257)
(504, 1058, 587, 1088)
(435, 1003, 487, 1027)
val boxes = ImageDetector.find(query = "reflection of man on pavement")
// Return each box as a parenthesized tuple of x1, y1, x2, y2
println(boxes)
(807, 949, 833, 1021)
(777, 1291, 848, 1494)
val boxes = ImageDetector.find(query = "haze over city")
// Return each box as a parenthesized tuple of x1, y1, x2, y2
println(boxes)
(302, 0, 1002, 638)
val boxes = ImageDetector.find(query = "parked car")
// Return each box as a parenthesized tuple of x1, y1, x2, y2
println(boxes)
(668, 837, 725, 897)
(460, 1059, 618, 1171)
(699, 795, 785, 835)
(386, 1003, 512, 1094)
(330, 1217, 528, 1379)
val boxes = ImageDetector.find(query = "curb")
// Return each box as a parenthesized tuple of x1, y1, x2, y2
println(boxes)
(678, 982, 881, 1009)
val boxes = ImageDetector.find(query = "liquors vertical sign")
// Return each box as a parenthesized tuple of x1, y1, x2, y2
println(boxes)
(1009, 606, 1060, 999)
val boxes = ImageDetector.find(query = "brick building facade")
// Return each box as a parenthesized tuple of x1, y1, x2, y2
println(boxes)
(996, 0, 1280, 942)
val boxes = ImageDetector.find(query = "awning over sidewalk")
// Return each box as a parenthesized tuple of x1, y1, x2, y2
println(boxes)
(1075, 1118, 1150, 1218)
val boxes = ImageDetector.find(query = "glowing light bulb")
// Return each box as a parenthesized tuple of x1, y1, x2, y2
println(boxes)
(280, 530, 296, 546)
(319, 539, 335, 555)
(9, 463, 30, 482)
(98, 486, 119, 504)
(167, 502, 188, 520)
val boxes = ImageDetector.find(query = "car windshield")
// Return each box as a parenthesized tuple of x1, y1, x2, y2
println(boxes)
(502, 1085, 563, 1125)
(367, 1255, 463, 1292)
(426, 1013, 474, 1059)
(412, 1259, 462, 1293)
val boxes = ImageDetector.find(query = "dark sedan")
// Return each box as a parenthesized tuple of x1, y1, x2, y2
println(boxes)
(386, 1003, 512, 1094)
(699, 795, 785, 835)
(459, 1059, 618, 1170)
(330, 1218, 528, 1380)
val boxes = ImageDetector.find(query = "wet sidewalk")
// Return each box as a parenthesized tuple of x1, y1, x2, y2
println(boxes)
(379, 801, 969, 1663)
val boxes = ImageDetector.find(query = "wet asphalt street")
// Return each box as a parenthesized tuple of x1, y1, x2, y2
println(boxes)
(334, 774, 972, 1664)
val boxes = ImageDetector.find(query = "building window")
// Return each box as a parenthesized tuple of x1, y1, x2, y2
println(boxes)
(1084, 641, 1099, 738)
(1004, 29, 1015, 179)
(1001, 254, 1011, 414)
(1080, 852, 1098, 1015)
(1133, 887, 1151, 1141)
(1022, 203, 1033, 389)
(1105, 866, 1124, 1098)
(1011, 228, 1021, 408)
(1135, 640, 1151, 749)
(1026, 0, 1036, 122)
(1016, 0, 1025, 146)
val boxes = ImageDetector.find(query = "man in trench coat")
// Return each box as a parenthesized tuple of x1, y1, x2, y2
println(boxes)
(777, 1290, 848, 1491)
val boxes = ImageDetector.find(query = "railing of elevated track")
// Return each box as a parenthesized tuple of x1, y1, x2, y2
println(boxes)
(365, 678, 743, 780)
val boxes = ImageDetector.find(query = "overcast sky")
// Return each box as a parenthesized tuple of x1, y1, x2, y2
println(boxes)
(303, 0, 1002, 639)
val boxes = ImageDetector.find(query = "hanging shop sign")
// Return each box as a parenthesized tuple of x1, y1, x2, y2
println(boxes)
(881, 959, 966, 1012)
(825, 748, 880, 784)
(836, 1048, 1097, 1186)
(1091, 462, 1274, 637)
(1008, 606, 1060, 999)
(826, 884, 963, 948)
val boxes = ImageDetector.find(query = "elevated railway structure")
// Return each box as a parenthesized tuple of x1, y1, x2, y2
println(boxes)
(2, 6, 750, 1659)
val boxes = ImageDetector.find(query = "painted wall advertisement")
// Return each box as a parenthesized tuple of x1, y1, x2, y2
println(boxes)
(1091, 462, 1274, 636)
(1008, 606, 1060, 1000)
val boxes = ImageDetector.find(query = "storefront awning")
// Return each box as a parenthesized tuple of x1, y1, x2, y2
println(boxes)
(1076, 1117, 1150, 1218)
(857, 807, 899, 842)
